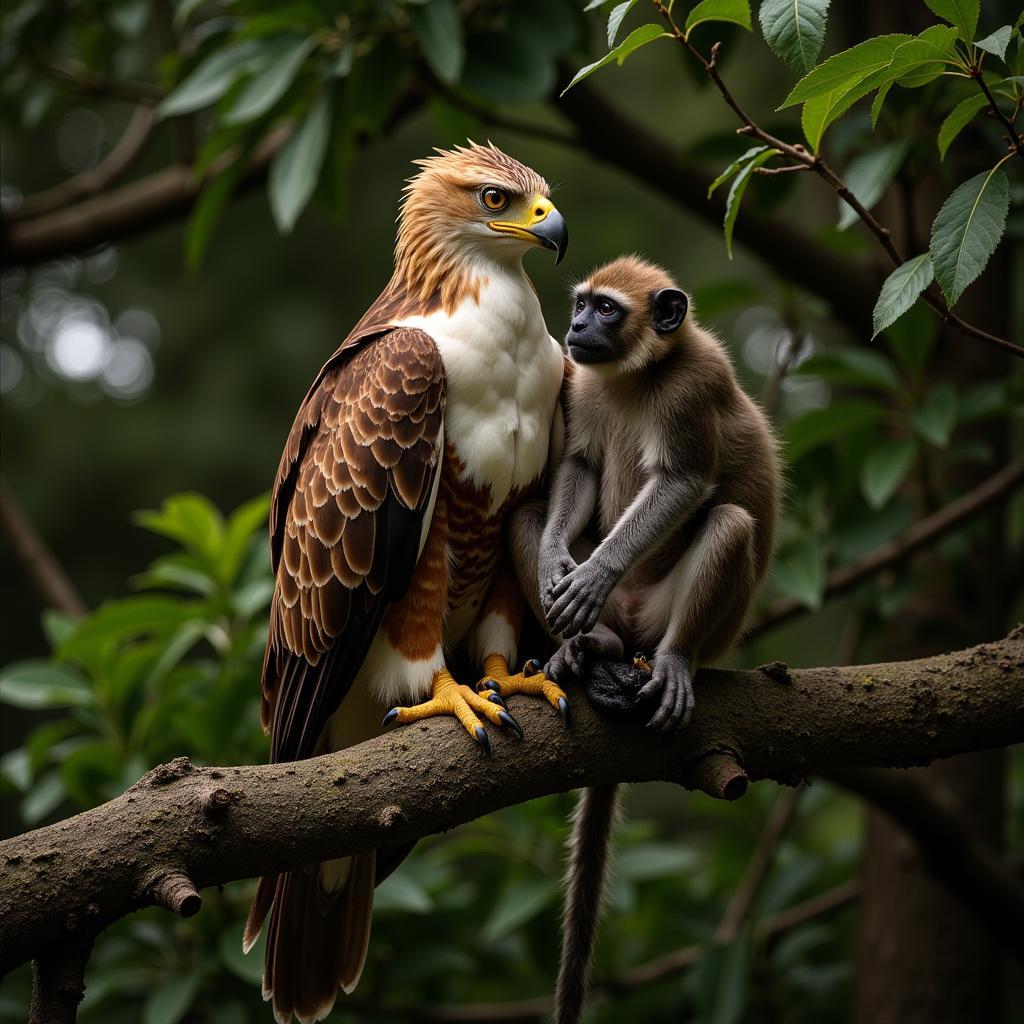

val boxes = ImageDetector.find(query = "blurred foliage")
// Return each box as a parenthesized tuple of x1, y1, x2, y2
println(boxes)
(2, 0, 1024, 1021)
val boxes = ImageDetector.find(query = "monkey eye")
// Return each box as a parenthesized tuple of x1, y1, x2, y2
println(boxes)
(481, 187, 509, 212)
(574, 299, 585, 314)
(597, 299, 617, 316)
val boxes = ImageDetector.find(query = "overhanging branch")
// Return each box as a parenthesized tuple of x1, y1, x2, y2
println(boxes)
(1, 630, 1021, 979)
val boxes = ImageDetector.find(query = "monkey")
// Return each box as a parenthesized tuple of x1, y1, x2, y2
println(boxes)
(509, 255, 781, 1024)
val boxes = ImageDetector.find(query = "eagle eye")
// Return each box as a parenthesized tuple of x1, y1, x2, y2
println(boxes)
(481, 187, 509, 212)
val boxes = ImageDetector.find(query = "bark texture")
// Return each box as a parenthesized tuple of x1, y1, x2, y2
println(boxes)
(1, 631, 1022, 976)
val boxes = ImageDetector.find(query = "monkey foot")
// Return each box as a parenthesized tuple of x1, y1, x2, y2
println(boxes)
(476, 654, 571, 727)
(382, 668, 523, 754)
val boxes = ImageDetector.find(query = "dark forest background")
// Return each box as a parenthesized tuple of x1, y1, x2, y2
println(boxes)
(1, 1, 1022, 1022)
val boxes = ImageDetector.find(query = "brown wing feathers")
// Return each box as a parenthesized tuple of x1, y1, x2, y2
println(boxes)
(262, 327, 445, 764)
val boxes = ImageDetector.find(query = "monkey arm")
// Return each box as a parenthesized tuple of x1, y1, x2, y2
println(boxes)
(538, 456, 599, 612)
(546, 473, 705, 638)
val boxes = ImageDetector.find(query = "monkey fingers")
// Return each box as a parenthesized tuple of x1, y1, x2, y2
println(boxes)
(545, 580, 603, 639)
(644, 653, 695, 733)
(477, 654, 571, 726)
(382, 667, 523, 753)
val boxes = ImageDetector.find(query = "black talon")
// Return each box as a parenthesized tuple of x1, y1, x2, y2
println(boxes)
(480, 678, 501, 693)
(523, 658, 542, 675)
(487, 692, 507, 708)
(557, 696, 572, 728)
(474, 726, 491, 755)
(381, 708, 399, 727)
(498, 710, 524, 739)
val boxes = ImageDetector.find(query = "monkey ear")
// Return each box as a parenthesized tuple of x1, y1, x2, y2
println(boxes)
(651, 288, 688, 334)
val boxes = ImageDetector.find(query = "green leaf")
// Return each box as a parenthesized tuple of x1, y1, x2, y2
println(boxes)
(268, 91, 331, 234)
(21, 771, 65, 825)
(929, 167, 1010, 306)
(481, 877, 557, 942)
(870, 81, 892, 126)
(884, 301, 937, 374)
(837, 139, 910, 229)
(923, 0, 979, 43)
(758, 0, 831, 73)
(617, 842, 699, 880)
(375, 871, 434, 913)
(707, 145, 769, 197)
(561, 23, 666, 95)
(975, 26, 1012, 60)
(607, 0, 638, 45)
(772, 537, 826, 609)
(872, 254, 934, 338)
(937, 94, 988, 159)
(685, 0, 752, 36)
(793, 348, 902, 392)
(135, 493, 225, 560)
(723, 148, 777, 258)
(0, 661, 93, 709)
(785, 399, 885, 459)
(159, 41, 266, 117)
(780, 34, 911, 107)
(911, 384, 958, 447)
(861, 438, 917, 508)
(225, 36, 315, 125)
(219, 927, 264, 985)
(409, 0, 464, 85)
(884, 25, 960, 87)
(220, 493, 270, 584)
(185, 153, 248, 273)
(142, 968, 204, 1024)
(800, 88, 850, 151)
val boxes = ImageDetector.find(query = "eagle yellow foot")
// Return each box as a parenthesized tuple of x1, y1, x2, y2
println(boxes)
(476, 654, 571, 727)
(382, 668, 523, 754)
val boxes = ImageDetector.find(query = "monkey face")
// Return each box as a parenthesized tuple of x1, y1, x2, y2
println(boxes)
(565, 285, 689, 370)
(565, 290, 628, 364)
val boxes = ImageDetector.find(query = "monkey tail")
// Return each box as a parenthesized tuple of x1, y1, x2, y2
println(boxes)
(554, 783, 621, 1024)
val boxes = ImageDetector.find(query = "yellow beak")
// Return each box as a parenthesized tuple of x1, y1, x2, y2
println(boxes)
(488, 195, 569, 264)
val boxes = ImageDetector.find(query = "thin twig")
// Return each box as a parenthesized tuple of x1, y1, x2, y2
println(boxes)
(748, 458, 1024, 639)
(35, 57, 161, 104)
(0, 478, 88, 617)
(972, 68, 1024, 159)
(651, 1, 1024, 360)
(8, 106, 157, 221)
(715, 786, 802, 942)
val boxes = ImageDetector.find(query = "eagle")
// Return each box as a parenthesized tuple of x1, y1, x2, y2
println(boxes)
(243, 143, 570, 1024)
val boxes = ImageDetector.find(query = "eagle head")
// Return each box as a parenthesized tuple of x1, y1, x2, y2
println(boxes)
(398, 141, 568, 267)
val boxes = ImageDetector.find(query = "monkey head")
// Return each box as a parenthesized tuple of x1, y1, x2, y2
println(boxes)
(565, 256, 689, 374)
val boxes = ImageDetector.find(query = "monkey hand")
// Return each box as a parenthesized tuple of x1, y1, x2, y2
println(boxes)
(546, 625, 625, 684)
(538, 542, 577, 616)
(636, 651, 694, 733)
(545, 557, 617, 638)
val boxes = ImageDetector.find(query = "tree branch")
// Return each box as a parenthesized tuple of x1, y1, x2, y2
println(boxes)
(7, 106, 157, 222)
(650, 2, 1024, 359)
(0, 91, 423, 268)
(0, 477, 88, 618)
(972, 68, 1024, 160)
(28, 937, 94, 1024)
(748, 458, 1024, 639)
(3, 630, 1022, 984)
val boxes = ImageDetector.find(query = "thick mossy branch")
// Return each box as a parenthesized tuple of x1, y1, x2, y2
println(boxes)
(2, 630, 1022, 974)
